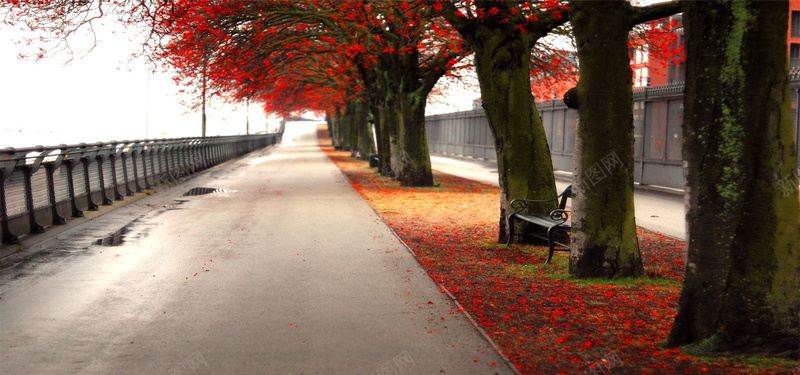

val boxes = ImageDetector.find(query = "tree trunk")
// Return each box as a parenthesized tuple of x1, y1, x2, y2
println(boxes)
(331, 106, 348, 150)
(360, 63, 394, 175)
(325, 112, 333, 141)
(347, 100, 360, 155)
(395, 88, 434, 186)
(357, 108, 376, 160)
(567, 0, 642, 278)
(471, 25, 558, 243)
(439, 2, 567, 243)
(666, 0, 800, 358)
(345, 99, 374, 160)
(381, 52, 435, 187)
(369, 97, 392, 173)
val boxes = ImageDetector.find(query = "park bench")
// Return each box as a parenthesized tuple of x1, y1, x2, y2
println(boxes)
(506, 185, 572, 264)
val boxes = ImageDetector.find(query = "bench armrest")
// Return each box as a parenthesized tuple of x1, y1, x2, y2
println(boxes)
(549, 209, 570, 223)
(509, 196, 561, 213)
(509, 185, 573, 215)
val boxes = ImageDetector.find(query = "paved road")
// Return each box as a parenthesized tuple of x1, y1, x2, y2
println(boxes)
(430, 155, 687, 240)
(0, 122, 515, 374)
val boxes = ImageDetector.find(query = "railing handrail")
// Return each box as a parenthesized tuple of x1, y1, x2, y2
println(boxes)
(1, 132, 283, 248)
(2, 133, 278, 155)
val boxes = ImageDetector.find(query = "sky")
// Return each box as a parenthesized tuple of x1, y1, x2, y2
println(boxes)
(0, 12, 479, 149)
(0, 20, 278, 149)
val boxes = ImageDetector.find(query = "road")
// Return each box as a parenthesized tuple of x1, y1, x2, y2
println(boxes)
(430, 155, 686, 240)
(0, 122, 515, 375)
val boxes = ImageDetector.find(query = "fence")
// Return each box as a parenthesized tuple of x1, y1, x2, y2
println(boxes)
(1, 133, 281, 247)
(426, 80, 800, 190)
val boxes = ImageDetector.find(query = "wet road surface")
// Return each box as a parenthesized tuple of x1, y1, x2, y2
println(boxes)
(0, 122, 515, 374)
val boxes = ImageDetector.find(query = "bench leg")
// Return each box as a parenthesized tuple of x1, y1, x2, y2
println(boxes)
(506, 215, 515, 246)
(545, 226, 558, 264)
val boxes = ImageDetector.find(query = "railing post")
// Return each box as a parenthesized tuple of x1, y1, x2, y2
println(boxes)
(185, 140, 196, 175)
(109, 144, 125, 201)
(164, 142, 175, 180)
(95, 144, 114, 206)
(211, 139, 219, 165)
(148, 142, 159, 187)
(140, 143, 152, 190)
(44, 148, 67, 225)
(81, 146, 100, 211)
(21, 148, 46, 234)
(64, 146, 86, 218)
(131, 144, 144, 193)
(180, 140, 190, 175)
(150, 142, 163, 186)
(171, 141, 182, 178)
(204, 139, 210, 167)
(120, 143, 135, 197)
(0, 148, 21, 243)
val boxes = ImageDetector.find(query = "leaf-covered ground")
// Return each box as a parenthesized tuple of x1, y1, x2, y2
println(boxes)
(317, 127, 799, 375)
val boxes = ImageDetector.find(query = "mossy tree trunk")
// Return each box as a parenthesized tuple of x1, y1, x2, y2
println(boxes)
(369, 96, 393, 174)
(374, 100, 393, 176)
(666, 0, 800, 357)
(394, 81, 434, 186)
(330, 106, 348, 150)
(325, 112, 334, 142)
(377, 50, 443, 187)
(566, 1, 678, 278)
(359, 63, 394, 175)
(473, 32, 557, 243)
(380, 67, 405, 181)
(356, 50, 441, 186)
(441, 3, 567, 242)
(344, 98, 374, 160)
(347, 100, 360, 155)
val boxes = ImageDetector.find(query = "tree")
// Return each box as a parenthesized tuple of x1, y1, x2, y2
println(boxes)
(157, 1, 374, 154)
(340, 1, 467, 186)
(163, 1, 466, 186)
(3, 1, 465, 182)
(438, 0, 569, 243)
(665, 0, 800, 357)
(564, 0, 680, 278)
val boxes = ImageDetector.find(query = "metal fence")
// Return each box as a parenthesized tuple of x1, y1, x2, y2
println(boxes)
(1, 134, 281, 247)
(426, 80, 800, 190)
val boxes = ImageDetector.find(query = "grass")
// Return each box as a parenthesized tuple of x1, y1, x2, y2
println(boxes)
(504, 260, 682, 288)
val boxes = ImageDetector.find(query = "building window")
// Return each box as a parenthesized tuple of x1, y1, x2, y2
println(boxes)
(667, 34, 685, 84)
(791, 44, 800, 69)
(630, 46, 649, 87)
(792, 11, 800, 37)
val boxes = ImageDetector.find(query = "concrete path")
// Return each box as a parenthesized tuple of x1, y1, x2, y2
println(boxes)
(0, 122, 515, 374)
(430, 155, 687, 240)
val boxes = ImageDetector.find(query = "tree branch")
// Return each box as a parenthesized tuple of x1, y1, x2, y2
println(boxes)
(630, 0, 681, 28)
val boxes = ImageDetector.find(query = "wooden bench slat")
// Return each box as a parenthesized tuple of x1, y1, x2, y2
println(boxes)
(514, 214, 571, 227)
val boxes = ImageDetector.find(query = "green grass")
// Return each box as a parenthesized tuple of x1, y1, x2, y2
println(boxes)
(503, 249, 681, 287)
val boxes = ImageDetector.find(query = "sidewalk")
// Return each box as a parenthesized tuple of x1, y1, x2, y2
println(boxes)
(0, 122, 515, 374)
(430, 154, 687, 240)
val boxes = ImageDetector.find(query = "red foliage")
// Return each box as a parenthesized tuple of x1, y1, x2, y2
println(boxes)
(631, 17, 684, 86)
(319, 126, 799, 375)
(436, 0, 577, 101)
(153, 1, 467, 117)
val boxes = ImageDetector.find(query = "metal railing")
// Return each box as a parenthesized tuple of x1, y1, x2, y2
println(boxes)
(0, 133, 281, 246)
(426, 80, 800, 190)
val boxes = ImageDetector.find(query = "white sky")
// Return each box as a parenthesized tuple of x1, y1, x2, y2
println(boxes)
(0, 12, 491, 149)
(0, 21, 279, 149)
